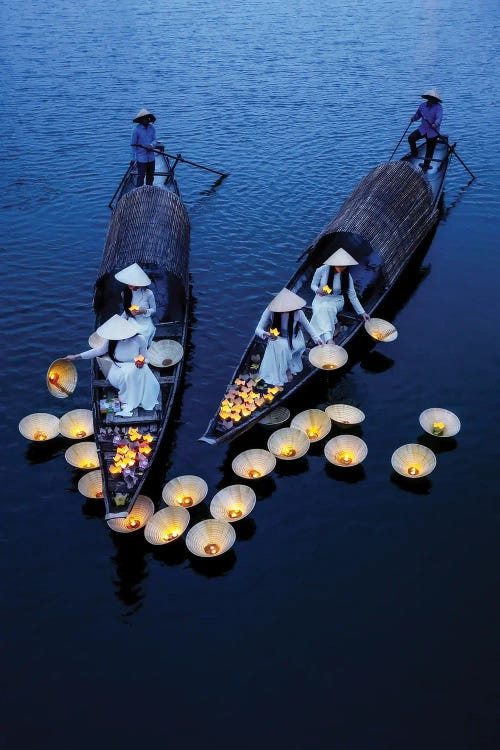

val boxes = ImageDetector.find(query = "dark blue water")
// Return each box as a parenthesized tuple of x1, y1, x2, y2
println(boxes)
(2, 1, 499, 748)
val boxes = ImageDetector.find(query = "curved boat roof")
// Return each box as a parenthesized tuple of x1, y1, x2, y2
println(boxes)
(98, 185, 190, 288)
(311, 161, 438, 285)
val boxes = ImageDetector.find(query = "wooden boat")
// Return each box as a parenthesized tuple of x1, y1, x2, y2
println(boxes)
(200, 138, 452, 445)
(91, 149, 190, 519)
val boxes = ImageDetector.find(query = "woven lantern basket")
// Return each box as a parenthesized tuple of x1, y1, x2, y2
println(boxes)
(326, 403, 365, 427)
(162, 475, 208, 508)
(419, 408, 461, 438)
(46, 359, 78, 399)
(107, 495, 154, 533)
(309, 343, 348, 370)
(391, 443, 436, 478)
(290, 408, 332, 442)
(210, 484, 257, 523)
(59, 409, 94, 440)
(144, 506, 190, 545)
(231, 449, 276, 479)
(18, 413, 60, 442)
(147, 339, 184, 368)
(259, 407, 290, 428)
(64, 441, 99, 470)
(324, 434, 368, 467)
(186, 519, 236, 558)
(364, 318, 398, 342)
(267, 427, 310, 460)
(77, 470, 103, 499)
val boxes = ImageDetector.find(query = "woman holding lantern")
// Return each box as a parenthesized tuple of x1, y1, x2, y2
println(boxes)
(310, 248, 369, 343)
(65, 314, 160, 418)
(255, 288, 323, 387)
(115, 262, 156, 347)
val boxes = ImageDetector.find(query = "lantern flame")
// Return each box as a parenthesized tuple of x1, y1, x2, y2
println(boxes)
(75, 429, 87, 438)
(336, 451, 354, 465)
(163, 528, 180, 542)
(126, 517, 140, 529)
(322, 285, 332, 294)
(269, 328, 280, 337)
(407, 466, 420, 476)
(34, 431, 48, 441)
(204, 543, 220, 555)
(281, 446, 296, 457)
(248, 469, 261, 479)
(228, 508, 242, 519)
(178, 495, 193, 507)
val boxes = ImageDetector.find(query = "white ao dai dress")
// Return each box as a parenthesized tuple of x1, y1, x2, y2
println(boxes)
(123, 288, 156, 346)
(255, 309, 319, 386)
(310, 266, 365, 342)
(79, 335, 160, 416)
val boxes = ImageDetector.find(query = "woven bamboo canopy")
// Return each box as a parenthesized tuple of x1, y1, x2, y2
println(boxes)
(310, 161, 437, 287)
(98, 186, 190, 289)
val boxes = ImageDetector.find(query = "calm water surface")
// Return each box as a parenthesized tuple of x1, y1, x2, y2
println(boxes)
(1, 1, 499, 748)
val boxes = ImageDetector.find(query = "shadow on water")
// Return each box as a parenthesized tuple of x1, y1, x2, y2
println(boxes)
(274, 456, 310, 478)
(150, 538, 189, 567)
(390, 472, 433, 495)
(188, 548, 237, 578)
(24, 436, 68, 464)
(109, 531, 148, 615)
(233, 516, 256, 543)
(418, 433, 459, 454)
(359, 350, 395, 374)
(325, 463, 367, 484)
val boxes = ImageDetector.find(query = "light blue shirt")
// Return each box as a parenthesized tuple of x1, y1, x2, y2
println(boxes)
(411, 101, 443, 138)
(130, 123, 156, 162)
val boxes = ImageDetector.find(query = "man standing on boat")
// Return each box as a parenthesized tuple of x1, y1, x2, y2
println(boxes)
(408, 89, 443, 171)
(130, 108, 157, 187)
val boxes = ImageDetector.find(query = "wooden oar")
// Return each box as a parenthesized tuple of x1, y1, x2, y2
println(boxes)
(147, 146, 229, 177)
(389, 122, 411, 161)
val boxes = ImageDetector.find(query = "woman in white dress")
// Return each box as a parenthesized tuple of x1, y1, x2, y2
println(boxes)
(115, 262, 156, 346)
(255, 288, 323, 387)
(65, 314, 160, 418)
(310, 248, 370, 343)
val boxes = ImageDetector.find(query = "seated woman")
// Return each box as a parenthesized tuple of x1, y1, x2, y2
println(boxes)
(310, 248, 370, 343)
(255, 287, 323, 387)
(115, 262, 156, 347)
(65, 314, 160, 418)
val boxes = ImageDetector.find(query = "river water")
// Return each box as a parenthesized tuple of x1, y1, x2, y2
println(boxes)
(1, 1, 499, 748)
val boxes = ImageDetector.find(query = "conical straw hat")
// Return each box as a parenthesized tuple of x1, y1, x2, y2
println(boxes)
(95, 314, 139, 341)
(268, 288, 306, 313)
(114, 262, 152, 287)
(46, 358, 78, 398)
(421, 88, 442, 102)
(324, 248, 358, 266)
(133, 108, 156, 122)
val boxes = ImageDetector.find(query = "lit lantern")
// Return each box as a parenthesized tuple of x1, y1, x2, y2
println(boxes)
(107, 496, 154, 534)
(210, 484, 256, 523)
(64, 442, 98, 470)
(109, 464, 121, 475)
(46, 359, 77, 399)
(129, 305, 140, 313)
(264, 393, 275, 403)
(138, 443, 152, 455)
(134, 355, 145, 367)
(391, 444, 436, 478)
(185, 519, 236, 558)
(59, 409, 93, 440)
(291, 409, 332, 442)
(364, 318, 398, 343)
(324, 435, 368, 467)
(232, 449, 276, 479)
(322, 285, 332, 294)
(268, 427, 310, 460)
(144, 507, 190, 546)
(77, 470, 103, 499)
(126, 516, 141, 530)
(268, 386, 280, 395)
(419, 408, 461, 438)
(162, 475, 208, 508)
(325, 404, 365, 427)
(269, 328, 280, 338)
(308, 344, 348, 371)
(142, 433, 154, 444)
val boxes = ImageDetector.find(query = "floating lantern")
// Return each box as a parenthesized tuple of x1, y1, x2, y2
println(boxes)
(364, 318, 398, 342)
(18, 413, 60, 442)
(144, 507, 190, 545)
(107, 495, 154, 533)
(185, 519, 236, 558)
(162, 475, 208, 508)
(46, 359, 78, 399)
(77, 470, 103, 499)
(88, 332, 106, 349)
(134, 355, 145, 367)
(419, 408, 461, 438)
(267, 427, 310, 460)
(231, 449, 276, 479)
(391, 444, 436, 478)
(309, 343, 348, 371)
(147, 339, 184, 368)
(210, 484, 257, 523)
(64, 441, 99, 470)
(290, 409, 332, 442)
(325, 403, 366, 427)
(324, 435, 368, 467)
(59, 409, 94, 440)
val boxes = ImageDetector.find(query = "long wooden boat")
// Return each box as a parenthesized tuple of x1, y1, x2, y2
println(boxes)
(200, 138, 452, 445)
(91, 149, 190, 519)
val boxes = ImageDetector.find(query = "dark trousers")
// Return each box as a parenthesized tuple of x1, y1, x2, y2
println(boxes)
(408, 129, 438, 166)
(137, 160, 155, 187)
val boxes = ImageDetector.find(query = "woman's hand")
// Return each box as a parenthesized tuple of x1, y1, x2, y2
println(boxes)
(315, 339, 324, 346)
(316, 289, 327, 296)
(361, 313, 370, 321)
(65, 354, 79, 360)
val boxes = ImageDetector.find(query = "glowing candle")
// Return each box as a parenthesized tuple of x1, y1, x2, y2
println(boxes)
(34, 430, 48, 441)
(126, 517, 140, 530)
(269, 328, 280, 338)
(306, 428, 319, 440)
(109, 464, 121, 475)
(204, 543, 220, 555)
(178, 495, 193, 507)
(74, 429, 87, 438)
(163, 528, 180, 542)
(268, 386, 280, 395)
(82, 461, 97, 469)
(432, 422, 445, 436)
(138, 443, 152, 455)
(134, 355, 145, 366)
(129, 305, 140, 313)
(336, 451, 353, 465)
(281, 446, 296, 457)
(95, 490, 103, 498)
(142, 433, 154, 444)
(322, 285, 332, 294)
(323, 363, 337, 370)
(48, 371, 58, 383)
(248, 469, 261, 479)
(407, 466, 420, 476)
(228, 508, 242, 519)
